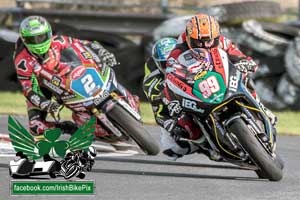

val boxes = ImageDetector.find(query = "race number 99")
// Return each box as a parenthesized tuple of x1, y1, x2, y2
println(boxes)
(198, 76, 220, 98)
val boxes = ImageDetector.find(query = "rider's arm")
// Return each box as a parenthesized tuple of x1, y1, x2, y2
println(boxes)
(14, 42, 59, 112)
(219, 36, 248, 62)
(165, 45, 188, 77)
(73, 38, 117, 67)
(143, 57, 164, 101)
(219, 35, 257, 73)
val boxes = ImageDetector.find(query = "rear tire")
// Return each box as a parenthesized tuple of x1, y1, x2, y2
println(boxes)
(228, 118, 283, 181)
(106, 104, 160, 155)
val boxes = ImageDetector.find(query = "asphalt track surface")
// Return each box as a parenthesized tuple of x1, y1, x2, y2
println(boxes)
(0, 115, 299, 200)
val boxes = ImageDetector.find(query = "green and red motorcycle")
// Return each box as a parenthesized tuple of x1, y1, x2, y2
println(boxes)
(38, 61, 160, 156)
(165, 47, 283, 181)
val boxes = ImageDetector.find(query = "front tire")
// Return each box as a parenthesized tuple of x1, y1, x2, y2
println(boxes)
(106, 104, 160, 155)
(228, 118, 283, 181)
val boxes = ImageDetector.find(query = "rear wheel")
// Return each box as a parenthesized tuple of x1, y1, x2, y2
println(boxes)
(106, 104, 160, 155)
(228, 118, 283, 181)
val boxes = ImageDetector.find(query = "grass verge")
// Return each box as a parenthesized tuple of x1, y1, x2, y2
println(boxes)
(1, 92, 299, 135)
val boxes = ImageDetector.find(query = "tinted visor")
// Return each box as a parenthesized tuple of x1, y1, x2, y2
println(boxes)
(23, 32, 51, 45)
(190, 37, 214, 48)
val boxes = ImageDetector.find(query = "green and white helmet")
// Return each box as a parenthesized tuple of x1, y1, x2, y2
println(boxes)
(19, 16, 52, 55)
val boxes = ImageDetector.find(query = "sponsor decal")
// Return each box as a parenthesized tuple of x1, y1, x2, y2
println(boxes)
(211, 48, 223, 68)
(166, 57, 177, 66)
(194, 71, 207, 80)
(42, 79, 64, 94)
(71, 66, 86, 80)
(84, 46, 101, 63)
(81, 51, 93, 60)
(30, 94, 41, 106)
(167, 100, 182, 117)
(184, 53, 193, 60)
(83, 100, 94, 107)
(117, 98, 141, 120)
(51, 76, 62, 87)
(74, 42, 86, 52)
(210, 48, 227, 84)
(40, 100, 51, 110)
(182, 98, 205, 113)
(91, 42, 101, 49)
(17, 75, 30, 80)
(167, 73, 188, 92)
(229, 74, 238, 92)
(33, 63, 42, 72)
(40, 69, 53, 80)
(162, 97, 170, 105)
(61, 93, 77, 100)
(93, 91, 110, 106)
(185, 58, 198, 66)
(186, 21, 193, 35)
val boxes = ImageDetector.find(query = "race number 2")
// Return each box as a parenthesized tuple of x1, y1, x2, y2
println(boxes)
(81, 74, 96, 95)
(198, 76, 220, 98)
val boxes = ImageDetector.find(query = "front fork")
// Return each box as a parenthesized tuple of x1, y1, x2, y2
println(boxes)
(92, 92, 142, 139)
(91, 104, 123, 137)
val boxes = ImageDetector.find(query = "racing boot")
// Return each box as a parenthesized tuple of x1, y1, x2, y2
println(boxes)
(177, 115, 225, 161)
(160, 115, 204, 160)
(160, 127, 199, 161)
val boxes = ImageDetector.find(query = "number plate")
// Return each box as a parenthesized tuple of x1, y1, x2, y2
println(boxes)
(192, 71, 226, 104)
(70, 68, 103, 98)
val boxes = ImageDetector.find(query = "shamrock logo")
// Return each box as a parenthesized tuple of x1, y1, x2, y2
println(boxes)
(8, 116, 95, 160)
(36, 128, 69, 158)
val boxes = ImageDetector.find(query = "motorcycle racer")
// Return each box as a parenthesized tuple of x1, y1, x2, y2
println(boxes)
(143, 37, 202, 160)
(163, 13, 277, 159)
(14, 16, 138, 137)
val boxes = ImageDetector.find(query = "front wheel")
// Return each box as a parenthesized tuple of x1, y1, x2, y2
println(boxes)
(106, 104, 160, 155)
(228, 118, 283, 181)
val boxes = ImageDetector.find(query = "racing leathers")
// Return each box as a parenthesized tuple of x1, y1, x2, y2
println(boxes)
(143, 55, 202, 159)
(14, 35, 137, 136)
(163, 32, 276, 157)
(145, 32, 273, 159)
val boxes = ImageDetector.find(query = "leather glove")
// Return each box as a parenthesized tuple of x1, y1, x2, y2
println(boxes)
(163, 119, 177, 132)
(40, 100, 60, 113)
(234, 59, 257, 73)
(98, 48, 118, 67)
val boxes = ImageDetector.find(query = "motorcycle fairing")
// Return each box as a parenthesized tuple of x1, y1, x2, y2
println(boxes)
(192, 71, 227, 104)
(70, 67, 104, 98)
(166, 73, 199, 101)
